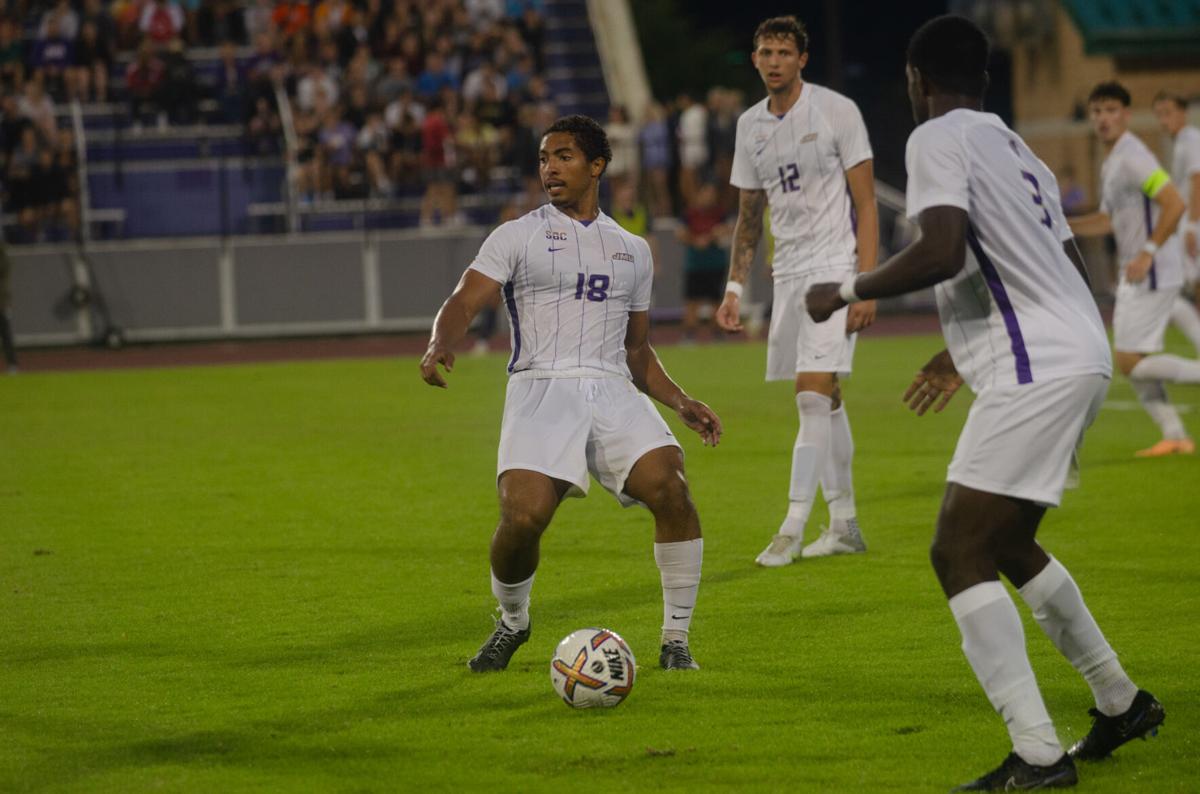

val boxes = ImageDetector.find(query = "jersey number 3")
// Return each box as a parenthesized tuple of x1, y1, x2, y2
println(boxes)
(1020, 170, 1053, 230)
(574, 273, 610, 302)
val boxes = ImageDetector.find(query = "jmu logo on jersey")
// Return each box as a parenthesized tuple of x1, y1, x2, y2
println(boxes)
(611, 252, 634, 263)
(546, 230, 568, 241)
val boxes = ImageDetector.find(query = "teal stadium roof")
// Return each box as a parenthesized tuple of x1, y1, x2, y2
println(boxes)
(1062, 0, 1200, 56)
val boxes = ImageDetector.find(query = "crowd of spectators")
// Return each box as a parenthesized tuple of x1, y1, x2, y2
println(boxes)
(0, 0, 749, 239)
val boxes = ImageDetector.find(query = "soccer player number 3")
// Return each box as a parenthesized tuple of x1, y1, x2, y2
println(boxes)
(574, 272, 610, 302)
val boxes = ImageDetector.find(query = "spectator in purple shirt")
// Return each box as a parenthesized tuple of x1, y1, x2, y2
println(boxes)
(33, 15, 75, 99)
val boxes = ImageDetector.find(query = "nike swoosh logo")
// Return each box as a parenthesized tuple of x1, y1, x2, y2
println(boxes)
(671, 614, 689, 620)
(548, 246, 566, 253)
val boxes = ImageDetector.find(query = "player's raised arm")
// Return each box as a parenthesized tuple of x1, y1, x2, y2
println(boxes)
(716, 188, 766, 332)
(625, 311, 722, 446)
(805, 204, 968, 323)
(845, 159, 879, 333)
(420, 269, 502, 387)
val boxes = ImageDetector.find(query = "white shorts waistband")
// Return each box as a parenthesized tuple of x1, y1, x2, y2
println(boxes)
(509, 367, 627, 382)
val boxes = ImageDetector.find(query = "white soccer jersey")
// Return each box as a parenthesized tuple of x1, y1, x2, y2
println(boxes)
(1171, 125, 1200, 221)
(905, 109, 1111, 392)
(730, 83, 872, 279)
(468, 204, 653, 378)
(1100, 131, 1185, 290)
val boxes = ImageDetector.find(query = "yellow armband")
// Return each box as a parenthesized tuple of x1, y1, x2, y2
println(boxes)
(1142, 168, 1170, 198)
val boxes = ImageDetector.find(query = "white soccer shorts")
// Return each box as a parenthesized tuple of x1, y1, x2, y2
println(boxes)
(766, 272, 857, 380)
(947, 373, 1109, 507)
(496, 372, 680, 507)
(1112, 282, 1176, 354)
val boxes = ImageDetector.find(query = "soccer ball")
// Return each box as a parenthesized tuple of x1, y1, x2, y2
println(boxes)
(550, 628, 636, 709)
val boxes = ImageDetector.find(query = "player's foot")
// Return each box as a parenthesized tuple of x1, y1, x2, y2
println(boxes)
(1067, 689, 1164, 761)
(951, 752, 1077, 791)
(801, 518, 866, 558)
(755, 533, 803, 567)
(659, 640, 699, 670)
(1134, 438, 1195, 457)
(467, 617, 530, 672)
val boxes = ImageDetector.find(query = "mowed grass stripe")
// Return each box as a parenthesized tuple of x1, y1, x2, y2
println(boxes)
(1, 333, 1196, 792)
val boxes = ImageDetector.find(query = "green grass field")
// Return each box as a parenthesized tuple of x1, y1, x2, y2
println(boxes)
(2, 333, 1198, 793)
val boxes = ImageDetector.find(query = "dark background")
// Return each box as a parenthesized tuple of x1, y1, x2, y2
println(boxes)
(632, 0, 1015, 187)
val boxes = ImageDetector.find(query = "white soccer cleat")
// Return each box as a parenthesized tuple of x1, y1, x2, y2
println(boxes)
(755, 533, 804, 567)
(801, 518, 866, 558)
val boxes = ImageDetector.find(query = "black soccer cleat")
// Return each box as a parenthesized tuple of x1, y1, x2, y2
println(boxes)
(1067, 689, 1164, 761)
(659, 640, 700, 670)
(951, 752, 1077, 791)
(467, 618, 530, 672)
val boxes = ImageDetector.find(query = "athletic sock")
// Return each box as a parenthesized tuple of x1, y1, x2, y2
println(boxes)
(1131, 379, 1188, 440)
(821, 404, 857, 522)
(1017, 557, 1138, 717)
(780, 391, 832, 536)
(490, 570, 534, 631)
(1130, 354, 1200, 384)
(655, 538, 702, 642)
(1170, 297, 1200, 355)
(949, 581, 1063, 767)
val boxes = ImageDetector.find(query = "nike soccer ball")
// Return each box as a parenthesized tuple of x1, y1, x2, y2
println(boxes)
(550, 628, 636, 709)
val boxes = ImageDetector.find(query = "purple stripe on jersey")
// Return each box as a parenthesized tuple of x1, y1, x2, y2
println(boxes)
(503, 280, 521, 373)
(966, 224, 1033, 384)
(1142, 196, 1158, 291)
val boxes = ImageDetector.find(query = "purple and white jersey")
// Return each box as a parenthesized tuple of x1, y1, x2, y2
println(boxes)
(905, 109, 1111, 392)
(1170, 125, 1200, 229)
(730, 83, 872, 280)
(468, 204, 653, 378)
(1100, 131, 1185, 290)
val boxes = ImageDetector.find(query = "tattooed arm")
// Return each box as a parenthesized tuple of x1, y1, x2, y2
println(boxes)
(716, 188, 767, 332)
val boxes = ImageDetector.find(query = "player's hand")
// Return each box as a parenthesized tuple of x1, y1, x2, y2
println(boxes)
(675, 397, 722, 447)
(845, 299, 876, 334)
(1185, 229, 1197, 260)
(419, 342, 455, 388)
(716, 292, 743, 332)
(903, 349, 963, 416)
(1125, 251, 1153, 283)
(805, 282, 845, 323)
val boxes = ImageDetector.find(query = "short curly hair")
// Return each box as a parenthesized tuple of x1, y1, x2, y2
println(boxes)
(543, 115, 612, 174)
(1088, 81, 1131, 107)
(753, 16, 808, 54)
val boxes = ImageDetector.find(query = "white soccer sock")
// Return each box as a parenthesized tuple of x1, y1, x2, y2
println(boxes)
(949, 581, 1063, 767)
(1170, 297, 1200, 355)
(821, 404, 857, 522)
(491, 570, 534, 631)
(1017, 557, 1138, 717)
(1131, 379, 1188, 440)
(781, 391, 832, 536)
(655, 538, 702, 642)
(1129, 354, 1200, 384)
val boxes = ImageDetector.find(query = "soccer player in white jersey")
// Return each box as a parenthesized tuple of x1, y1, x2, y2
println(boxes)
(1069, 82, 1200, 457)
(805, 16, 1163, 791)
(1153, 90, 1200, 349)
(715, 15, 879, 565)
(420, 115, 723, 673)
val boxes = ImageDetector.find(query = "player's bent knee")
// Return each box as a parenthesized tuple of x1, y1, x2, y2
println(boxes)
(497, 504, 552, 538)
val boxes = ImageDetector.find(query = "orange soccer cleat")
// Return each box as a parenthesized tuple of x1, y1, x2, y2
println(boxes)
(1134, 438, 1197, 458)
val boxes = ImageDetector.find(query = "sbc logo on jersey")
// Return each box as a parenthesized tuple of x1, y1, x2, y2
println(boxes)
(611, 252, 634, 263)
(546, 231, 568, 241)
